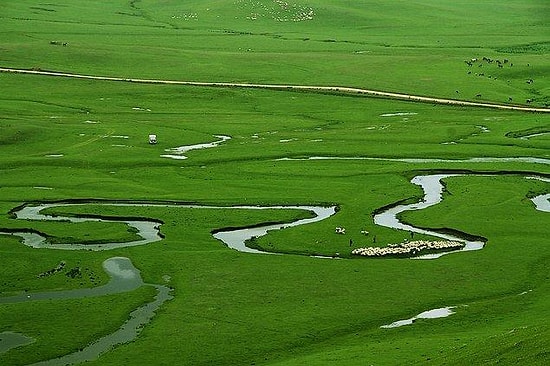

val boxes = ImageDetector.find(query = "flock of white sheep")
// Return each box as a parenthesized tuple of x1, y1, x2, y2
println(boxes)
(236, 0, 315, 22)
(351, 240, 465, 258)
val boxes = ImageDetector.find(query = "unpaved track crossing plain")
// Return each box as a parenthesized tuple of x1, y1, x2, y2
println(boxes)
(1, 67, 549, 113)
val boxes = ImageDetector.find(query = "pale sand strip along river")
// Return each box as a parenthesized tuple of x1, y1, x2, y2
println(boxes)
(1, 67, 549, 113)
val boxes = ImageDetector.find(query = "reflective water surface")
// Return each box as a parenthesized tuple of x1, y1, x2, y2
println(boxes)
(381, 307, 456, 328)
(0, 332, 34, 354)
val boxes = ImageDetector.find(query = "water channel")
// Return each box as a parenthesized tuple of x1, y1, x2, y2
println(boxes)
(277, 156, 550, 165)
(0, 257, 173, 365)
(160, 135, 231, 160)
(0, 173, 547, 363)
(1, 175, 547, 255)
(373, 174, 485, 259)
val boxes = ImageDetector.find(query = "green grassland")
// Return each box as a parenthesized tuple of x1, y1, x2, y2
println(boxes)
(0, 1, 549, 365)
(1, 0, 549, 104)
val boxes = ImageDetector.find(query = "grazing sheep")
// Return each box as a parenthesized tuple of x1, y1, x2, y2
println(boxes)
(352, 240, 465, 258)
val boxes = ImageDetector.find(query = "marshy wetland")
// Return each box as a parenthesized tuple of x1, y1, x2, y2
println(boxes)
(1, 0, 549, 365)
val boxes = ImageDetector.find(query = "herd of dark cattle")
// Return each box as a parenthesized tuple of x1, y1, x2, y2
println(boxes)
(50, 40, 68, 46)
(465, 57, 537, 104)
(44, 39, 542, 106)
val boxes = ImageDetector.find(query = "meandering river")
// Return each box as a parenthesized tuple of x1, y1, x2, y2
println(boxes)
(0, 173, 547, 364)
(1, 175, 547, 256)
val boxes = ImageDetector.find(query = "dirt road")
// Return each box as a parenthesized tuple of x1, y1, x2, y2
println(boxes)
(1, 67, 548, 113)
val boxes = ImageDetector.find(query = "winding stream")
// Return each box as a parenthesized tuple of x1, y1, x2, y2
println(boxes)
(0, 173, 548, 363)
(374, 174, 549, 259)
(212, 205, 337, 254)
(277, 156, 550, 165)
(1, 67, 548, 362)
(160, 135, 231, 160)
(373, 174, 486, 259)
(3, 203, 336, 251)
(1, 175, 547, 256)
(0, 204, 334, 364)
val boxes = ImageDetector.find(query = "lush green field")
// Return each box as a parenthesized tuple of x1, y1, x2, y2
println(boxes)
(1, 0, 549, 105)
(0, 1, 549, 365)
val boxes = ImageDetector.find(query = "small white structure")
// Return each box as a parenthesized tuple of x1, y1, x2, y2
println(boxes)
(148, 134, 157, 144)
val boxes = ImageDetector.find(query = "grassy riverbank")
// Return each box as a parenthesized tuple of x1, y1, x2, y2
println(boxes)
(1, 1, 549, 365)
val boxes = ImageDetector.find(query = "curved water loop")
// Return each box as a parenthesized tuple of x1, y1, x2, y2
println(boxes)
(0, 174, 547, 363)
(2, 202, 336, 252)
(373, 174, 549, 259)
(212, 206, 337, 254)
(373, 174, 485, 259)
(4, 203, 162, 250)
(0, 174, 547, 257)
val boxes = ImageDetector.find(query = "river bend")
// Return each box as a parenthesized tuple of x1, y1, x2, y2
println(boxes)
(0, 174, 547, 364)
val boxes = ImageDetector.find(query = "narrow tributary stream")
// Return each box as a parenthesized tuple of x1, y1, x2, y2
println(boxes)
(0, 257, 173, 365)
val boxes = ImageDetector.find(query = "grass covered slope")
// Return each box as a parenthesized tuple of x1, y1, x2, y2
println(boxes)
(0, 1, 549, 365)
(1, 0, 549, 105)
